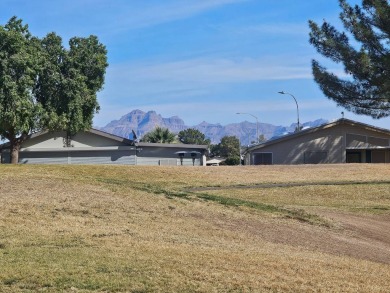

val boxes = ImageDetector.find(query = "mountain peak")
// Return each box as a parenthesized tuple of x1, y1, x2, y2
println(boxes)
(130, 109, 145, 115)
(100, 110, 328, 143)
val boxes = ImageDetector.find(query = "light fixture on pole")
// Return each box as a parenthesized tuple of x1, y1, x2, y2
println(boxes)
(236, 112, 259, 144)
(278, 91, 300, 131)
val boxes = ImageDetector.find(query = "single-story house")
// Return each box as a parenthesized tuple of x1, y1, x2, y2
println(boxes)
(0, 129, 208, 166)
(244, 118, 390, 165)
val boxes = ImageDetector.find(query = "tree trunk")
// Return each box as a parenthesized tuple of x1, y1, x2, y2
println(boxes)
(10, 139, 21, 164)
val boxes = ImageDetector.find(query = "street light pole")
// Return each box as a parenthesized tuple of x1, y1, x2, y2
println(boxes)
(236, 112, 259, 144)
(278, 91, 300, 132)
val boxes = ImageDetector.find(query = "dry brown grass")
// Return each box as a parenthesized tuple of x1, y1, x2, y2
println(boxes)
(204, 184, 390, 213)
(0, 164, 389, 292)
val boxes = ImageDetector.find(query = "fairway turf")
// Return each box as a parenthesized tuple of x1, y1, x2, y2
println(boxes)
(0, 164, 389, 292)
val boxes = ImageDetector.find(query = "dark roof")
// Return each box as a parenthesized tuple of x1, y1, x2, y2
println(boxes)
(245, 118, 390, 152)
(136, 142, 208, 150)
(0, 128, 209, 151)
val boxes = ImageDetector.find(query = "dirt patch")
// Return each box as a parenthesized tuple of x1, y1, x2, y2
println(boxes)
(189, 180, 390, 265)
(227, 210, 390, 265)
(311, 210, 390, 262)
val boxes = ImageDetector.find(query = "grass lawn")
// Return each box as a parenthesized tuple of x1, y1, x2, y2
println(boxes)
(0, 164, 389, 292)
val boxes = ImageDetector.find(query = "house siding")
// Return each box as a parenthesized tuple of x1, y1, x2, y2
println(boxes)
(137, 146, 204, 166)
(4, 150, 136, 165)
(1, 130, 208, 166)
(69, 150, 135, 165)
(246, 120, 390, 165)
(251, 127, 344, 164)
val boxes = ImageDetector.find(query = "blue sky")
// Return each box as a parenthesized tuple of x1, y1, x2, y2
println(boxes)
(3, 0, 387, 129)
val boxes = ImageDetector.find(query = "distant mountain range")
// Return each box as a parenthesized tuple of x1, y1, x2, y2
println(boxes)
(99, 109, 328, 144)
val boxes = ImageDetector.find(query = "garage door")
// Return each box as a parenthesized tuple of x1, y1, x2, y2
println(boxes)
(19, 150, 136, 165)
(70, 150, 135, 165)
(20, 151, 68, 164)
(371, 150, 386, 163)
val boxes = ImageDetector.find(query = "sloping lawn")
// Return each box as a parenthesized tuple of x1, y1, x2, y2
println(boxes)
(0, 164, 389, 292)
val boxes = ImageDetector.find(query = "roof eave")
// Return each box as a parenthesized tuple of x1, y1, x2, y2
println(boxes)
(136, 142, 208, 150)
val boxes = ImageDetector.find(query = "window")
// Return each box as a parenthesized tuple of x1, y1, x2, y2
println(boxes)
(253, 153, 272, 165)
(346, 151, 362, 163)
(371, 150, 386, 163)
(367, 136, 389, 147)
(346, 133, 366, 148)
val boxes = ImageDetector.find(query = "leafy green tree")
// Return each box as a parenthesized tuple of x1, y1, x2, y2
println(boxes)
(0, 17, 43, 164)
(141, 126, 176, 143)
(309, 0, 390, 119)
(211, 136, 240, 165)
(36, 33, 108, 136)
(0, 17, 108, 163)
(177, 128, 210, 145)
(251, 134, 267, 144)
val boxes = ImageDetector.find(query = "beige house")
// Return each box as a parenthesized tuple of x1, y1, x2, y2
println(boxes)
(244, 118, 390, 165)
(0, 129, 208, 166)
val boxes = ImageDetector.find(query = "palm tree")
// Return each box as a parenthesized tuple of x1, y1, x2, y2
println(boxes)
(141, 126, 176, 143)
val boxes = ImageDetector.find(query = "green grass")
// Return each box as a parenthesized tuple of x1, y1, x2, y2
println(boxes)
(200, 183, 390, 214)
(97, 176, 332, 226)
(196, 193, 332, 227)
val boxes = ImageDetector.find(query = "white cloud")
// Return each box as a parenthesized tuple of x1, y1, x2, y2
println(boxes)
(236, 23, 309, 36)
(108, 56, 313, 85)
(97, 0, 248, 34)
(101, 54, 350, 107)
(8, 0, 248, 39)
